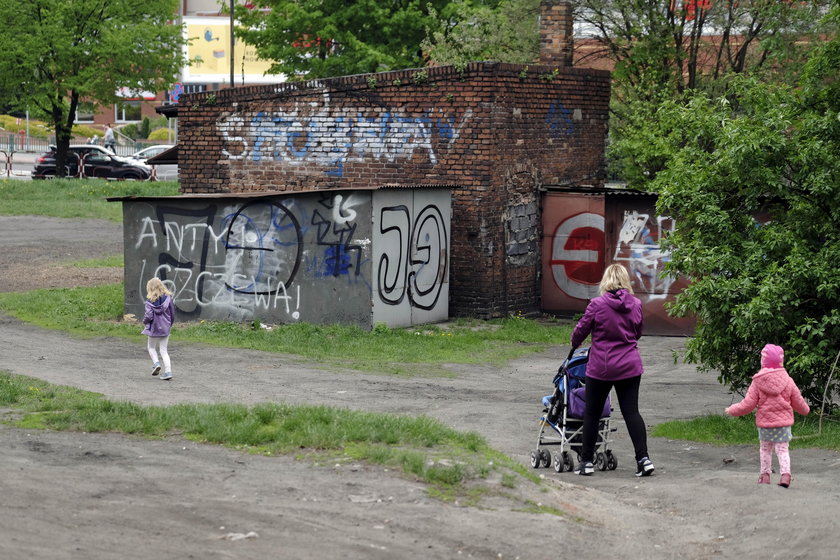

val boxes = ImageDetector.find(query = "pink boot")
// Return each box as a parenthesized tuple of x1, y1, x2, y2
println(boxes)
(757, 473, 771, 484)
(779, 473, 791, 488)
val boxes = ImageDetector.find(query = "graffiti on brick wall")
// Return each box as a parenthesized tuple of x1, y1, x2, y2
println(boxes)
(545, 101, 575, 138)
(132, 193, 371, 322)
(217, 93, 473, 177)
(376, 204, 448, 311)
(612, 211, 676, 300)
(549, 210, 676, 302)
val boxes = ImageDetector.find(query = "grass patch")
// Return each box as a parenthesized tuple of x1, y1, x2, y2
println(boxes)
(0, 178, 179, 222)
(0, 284, 127, 332)
(518, 500, 572, 517)
(64, 255, 124, 268)
(0, 370, 540, 501)
(653, 413, 840, 450)
(0, 284, 571, 374)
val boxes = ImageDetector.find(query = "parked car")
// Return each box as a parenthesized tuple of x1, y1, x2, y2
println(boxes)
(33, 145, 151, 180)
(131, 144, 175, 161)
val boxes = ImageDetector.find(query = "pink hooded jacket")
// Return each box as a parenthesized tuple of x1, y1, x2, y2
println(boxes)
(726, 344, 810, 428)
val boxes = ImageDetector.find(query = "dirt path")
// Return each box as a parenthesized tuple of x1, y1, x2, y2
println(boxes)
(1, 215, 839, 559)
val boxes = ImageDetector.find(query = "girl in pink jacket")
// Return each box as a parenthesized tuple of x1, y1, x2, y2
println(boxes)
(725, 344, 810, 488)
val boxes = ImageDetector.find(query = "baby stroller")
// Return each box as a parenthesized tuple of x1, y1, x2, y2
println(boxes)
(530, 347, 618, 473)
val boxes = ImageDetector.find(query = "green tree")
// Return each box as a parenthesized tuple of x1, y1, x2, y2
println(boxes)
(421, 1, 832, 182)
(0, 0, 185, 176)
(422, 0, 540, 67)
(645, 8, 840, 404)
(573, 0, 833, 184)
(575, 0, 831, 99)
(234, 0, 500, 79)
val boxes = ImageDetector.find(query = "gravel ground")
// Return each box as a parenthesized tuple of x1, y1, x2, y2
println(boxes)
(1, 214, 839, 560)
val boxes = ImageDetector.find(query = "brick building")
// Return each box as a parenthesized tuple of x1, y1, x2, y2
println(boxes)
(154, 0, 610, 320)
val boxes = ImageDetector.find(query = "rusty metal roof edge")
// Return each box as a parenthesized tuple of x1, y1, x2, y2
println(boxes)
(541, 183, 655, 196)
(379, 183, 457, 189)
(105, 183, 456, 202)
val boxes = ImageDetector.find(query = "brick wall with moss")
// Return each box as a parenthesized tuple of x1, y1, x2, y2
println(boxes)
(174, 62, 610, 317)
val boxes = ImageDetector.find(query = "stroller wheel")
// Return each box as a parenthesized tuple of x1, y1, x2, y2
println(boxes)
(606, 450, 618, 470)
(553, 452, 563, 473)
(562, 451, 574, 472)
(530, 449, 541, 469)
(596, 452, 608, 471)
(540, 449, 552, 468)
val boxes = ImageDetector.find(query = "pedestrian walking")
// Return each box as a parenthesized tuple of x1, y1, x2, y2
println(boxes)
(726, 344, 810, 487)
(104, 123, 116, 153)
(141, 277, 176, 381)
(571, 263, 655, 477)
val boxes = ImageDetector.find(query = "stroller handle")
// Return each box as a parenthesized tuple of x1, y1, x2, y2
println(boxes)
(553, 346, 583, 385)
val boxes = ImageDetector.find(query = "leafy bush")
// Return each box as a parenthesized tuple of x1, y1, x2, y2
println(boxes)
(147, 127, 173, 141)
(645, 64, 840, 405)
(0, 114, 98, 140)
(120, 122, 141, 140)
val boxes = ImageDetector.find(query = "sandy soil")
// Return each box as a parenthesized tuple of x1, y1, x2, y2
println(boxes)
(1, 215, 839, 559)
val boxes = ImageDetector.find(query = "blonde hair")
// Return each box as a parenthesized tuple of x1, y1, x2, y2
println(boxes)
(146, 277, 172, 301)
(599, 264, 633, 295)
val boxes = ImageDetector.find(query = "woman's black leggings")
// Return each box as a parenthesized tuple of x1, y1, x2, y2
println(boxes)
(580, 375, 649, 463)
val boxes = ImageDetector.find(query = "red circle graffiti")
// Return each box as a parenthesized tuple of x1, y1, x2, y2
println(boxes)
(549, 225, 605, 287)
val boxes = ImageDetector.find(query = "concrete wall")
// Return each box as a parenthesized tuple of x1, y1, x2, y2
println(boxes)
(121, 188, 450, 329)
(371, 189, 451, 327)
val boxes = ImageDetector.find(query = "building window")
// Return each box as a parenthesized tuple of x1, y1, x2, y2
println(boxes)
(115, 101, 142, 122)
(76, 102, 95, 123)
(163, 84, 208, 105)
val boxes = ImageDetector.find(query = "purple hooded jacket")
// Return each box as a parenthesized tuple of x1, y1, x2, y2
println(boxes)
(141, 295, 175, 337)
(571, 289, 644, 381)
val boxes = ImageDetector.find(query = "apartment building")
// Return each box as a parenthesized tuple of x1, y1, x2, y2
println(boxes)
(85, 1, 282, 131)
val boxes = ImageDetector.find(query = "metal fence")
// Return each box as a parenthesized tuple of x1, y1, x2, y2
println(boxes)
(1, 133, 178, 181)
(0, 131, 165, 157)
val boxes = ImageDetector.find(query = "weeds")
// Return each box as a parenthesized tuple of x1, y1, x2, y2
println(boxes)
(0, 371, 538, 500)
(412, 69, 429, 85)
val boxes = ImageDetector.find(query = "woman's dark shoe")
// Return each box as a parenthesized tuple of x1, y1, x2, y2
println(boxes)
(635, 457, 655, 477)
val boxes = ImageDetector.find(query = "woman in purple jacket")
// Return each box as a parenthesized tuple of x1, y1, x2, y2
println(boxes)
(571, 264, 654, 477)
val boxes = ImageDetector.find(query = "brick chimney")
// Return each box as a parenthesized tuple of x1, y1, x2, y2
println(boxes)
(539, 1, 574, 67)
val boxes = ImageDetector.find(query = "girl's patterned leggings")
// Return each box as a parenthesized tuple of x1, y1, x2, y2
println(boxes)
(759, 440, 790, 475)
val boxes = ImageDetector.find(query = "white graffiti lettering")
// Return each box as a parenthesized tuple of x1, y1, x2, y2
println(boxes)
(217, 94, 473, 177)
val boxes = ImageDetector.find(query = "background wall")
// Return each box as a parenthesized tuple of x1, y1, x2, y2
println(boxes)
(122, 188, 450, 329)
(372, 189, 451, 328)
(172, 62, 611, 318)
